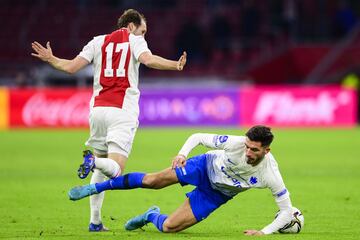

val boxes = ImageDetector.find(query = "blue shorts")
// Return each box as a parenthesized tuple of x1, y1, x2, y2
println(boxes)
(175, 154, 232, 222)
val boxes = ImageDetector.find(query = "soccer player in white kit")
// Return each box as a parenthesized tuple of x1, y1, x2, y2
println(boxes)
(69, 125, 295, 235)
(31, 9, 187, 231)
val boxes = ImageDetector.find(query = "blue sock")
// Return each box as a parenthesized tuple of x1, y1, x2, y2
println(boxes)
(147, 213, 168, 232)
(95, 172, 145, 192)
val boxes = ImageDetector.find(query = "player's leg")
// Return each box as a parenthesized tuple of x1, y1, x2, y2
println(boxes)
(84, 147, 128, 231)
(142, 168, 179, 188)
(145, 154, 233, 233)
(96, 167, 179, 192)
(161, 198, 197, 232)
(125, 184, 232, 233)
(124, 154, 227, 232)
(85, 145, 129, 232)
(87, 130, 131, 230)
(87, 149, 108, 231)
(124, 198, 197, 232)
(95, 142, 128, 178)
(69, 154, 208, 200)
(83, 108, 125, 230)
(83, 108, 135, 231)
(69, 168, 179, 200)
(125, 185, 232, 233)
(80, 108, 122, 179)
(102, 107, 138, 178)
(81, 107, 136, 179)
(78, 150, 123, 179)
(89, 169, 107, 231)
(80, 145, 127, 181)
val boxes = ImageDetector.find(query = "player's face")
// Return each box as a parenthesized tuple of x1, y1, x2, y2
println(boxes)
(244, 138, 270, 166)
(132, 19, 147, 37)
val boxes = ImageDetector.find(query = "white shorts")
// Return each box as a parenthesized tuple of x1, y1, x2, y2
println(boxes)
(85, 107, 139, 158)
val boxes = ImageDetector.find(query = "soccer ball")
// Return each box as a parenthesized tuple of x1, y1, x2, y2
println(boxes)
(275, 207, 304, 234)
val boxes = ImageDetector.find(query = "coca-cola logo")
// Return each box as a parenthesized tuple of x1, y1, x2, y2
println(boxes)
(253, 91, 352, 124)
(22, 92, 91, 126)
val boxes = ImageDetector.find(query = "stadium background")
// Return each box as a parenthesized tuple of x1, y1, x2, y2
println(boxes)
(0, 0, 359, 239)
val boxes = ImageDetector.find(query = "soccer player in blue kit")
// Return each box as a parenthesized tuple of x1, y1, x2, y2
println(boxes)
(69, 125, 294, 235)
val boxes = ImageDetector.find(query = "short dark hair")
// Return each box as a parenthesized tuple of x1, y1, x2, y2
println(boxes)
(117, 9, 146, 29)
(245, 125, 274, 147)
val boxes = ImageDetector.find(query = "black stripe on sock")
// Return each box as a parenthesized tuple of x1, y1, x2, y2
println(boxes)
(123, 174, 130, 189)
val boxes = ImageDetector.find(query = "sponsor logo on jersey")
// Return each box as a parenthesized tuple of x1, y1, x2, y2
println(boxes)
(221, 166, 242, 188)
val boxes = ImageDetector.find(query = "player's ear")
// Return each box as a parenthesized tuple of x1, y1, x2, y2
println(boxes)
(265, 147, 270, 154)
(128, 22, 135, 32)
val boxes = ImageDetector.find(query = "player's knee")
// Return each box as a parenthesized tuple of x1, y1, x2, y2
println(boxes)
(142, 174, 161, 189)
(161, 225, 172, 233)
(162, 219, 180, 233)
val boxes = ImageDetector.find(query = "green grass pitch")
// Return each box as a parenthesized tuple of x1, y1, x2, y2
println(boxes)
(0, 127, 359, 239)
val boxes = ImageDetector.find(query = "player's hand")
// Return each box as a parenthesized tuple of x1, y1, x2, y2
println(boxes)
(176, 51, 187, 71)
(244, 230, 264, 236)
(31, 41, 53, 62)
(171, 154, 187, 169)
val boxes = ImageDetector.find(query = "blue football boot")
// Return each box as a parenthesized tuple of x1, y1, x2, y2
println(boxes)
(68, 184, 98, 201)
(124, 206, 160, 231)
(78, 150, 95, 179)
(89, 222, 109, 232)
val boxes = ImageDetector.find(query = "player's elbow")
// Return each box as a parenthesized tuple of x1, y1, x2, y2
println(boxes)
(65, 63, 81, 74)
(142, 58, 154, 68)
(139, 52, 154, 67)
(141, 55, 150, 65)
(66, 67, 77, 74)
(64, 57, 87, 74)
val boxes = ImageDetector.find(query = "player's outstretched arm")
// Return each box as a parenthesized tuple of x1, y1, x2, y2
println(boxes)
(139, 51, 187, 71)
(31, 41, 89, 74)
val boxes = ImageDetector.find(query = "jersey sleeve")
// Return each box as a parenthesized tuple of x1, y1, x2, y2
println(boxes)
(178, 133, 244, 157)
(260, 159, 293, 234)
(260, 197, 293, 234)
(78, 38, 95, 63)
(129, 34, 151, 61)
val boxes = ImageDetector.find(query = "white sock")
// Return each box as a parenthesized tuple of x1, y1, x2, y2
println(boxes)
(94, 157, 121, 178)
(90, 169, 106, 225)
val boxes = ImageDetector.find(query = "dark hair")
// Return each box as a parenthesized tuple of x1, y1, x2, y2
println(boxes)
(245, 125, 274, 147)
(117, 9, 146, 29)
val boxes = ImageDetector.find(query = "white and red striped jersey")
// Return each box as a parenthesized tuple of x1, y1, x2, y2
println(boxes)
(78, 28, 151, 118)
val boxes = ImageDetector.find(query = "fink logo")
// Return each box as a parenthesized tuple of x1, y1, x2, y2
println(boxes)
(253, 91, 351, 124)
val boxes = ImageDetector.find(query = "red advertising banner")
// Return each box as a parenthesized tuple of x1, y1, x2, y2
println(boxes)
(240, 86, 357, 127)
(9, 89, 91, 127)
(7, 86, 358, 128)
